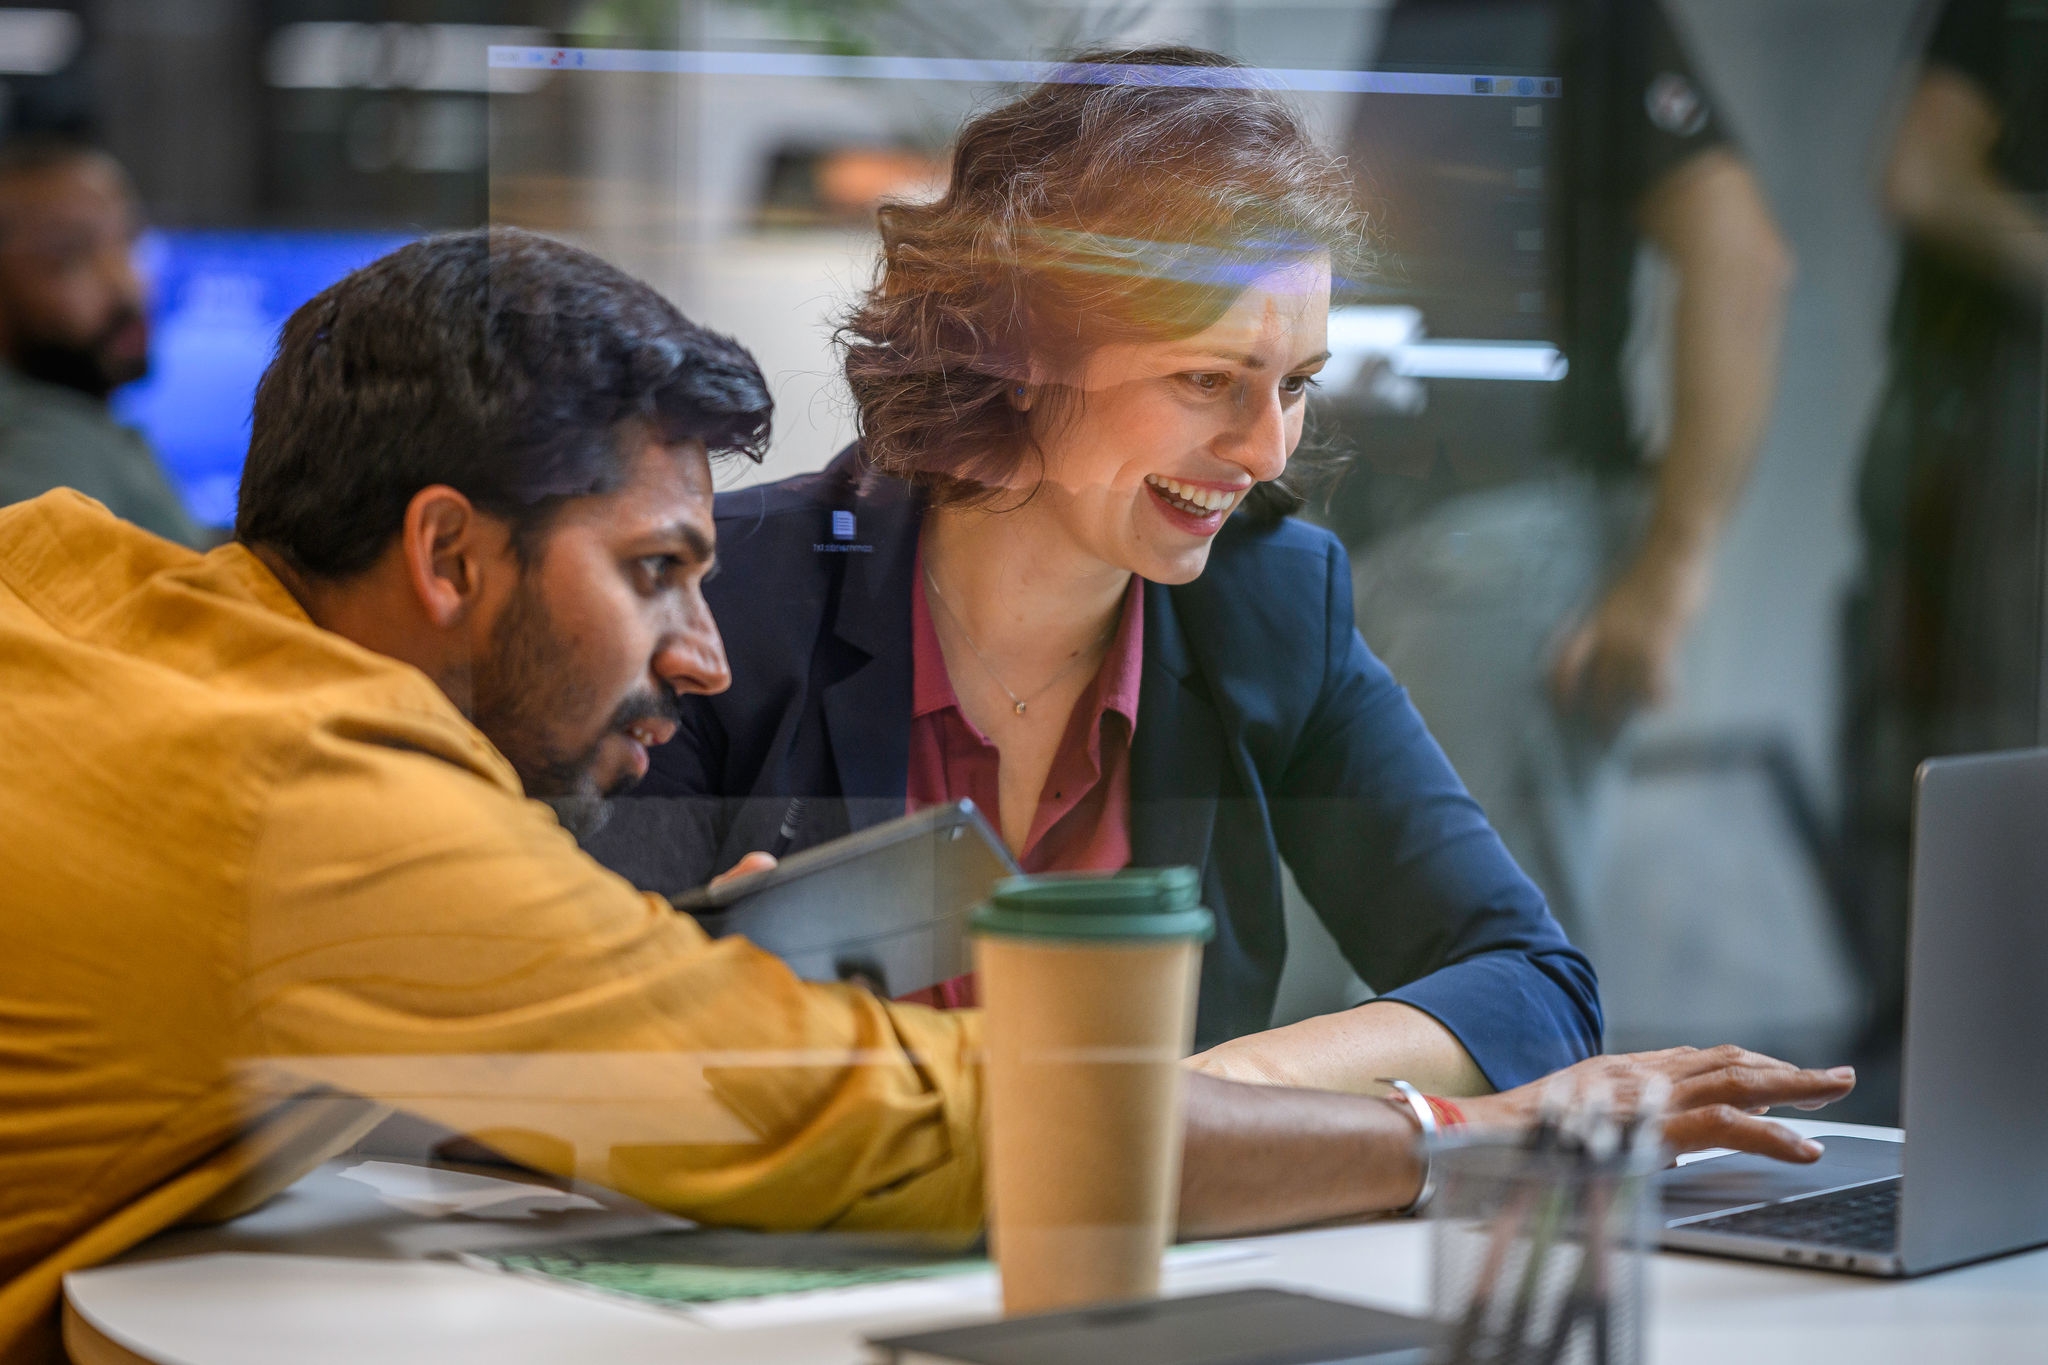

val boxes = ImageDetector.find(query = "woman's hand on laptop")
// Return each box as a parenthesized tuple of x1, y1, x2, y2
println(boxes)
(1463, 1045, 1858, 1163)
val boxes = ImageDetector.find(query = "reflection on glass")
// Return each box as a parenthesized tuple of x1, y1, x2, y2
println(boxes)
(0, 9, 1914, 1357)
(1322, 0, 1794, 971)
(1843, 0, 2048, 1062)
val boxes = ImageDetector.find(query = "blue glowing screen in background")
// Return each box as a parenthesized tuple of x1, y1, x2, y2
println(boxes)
(113, 231, 415, 528)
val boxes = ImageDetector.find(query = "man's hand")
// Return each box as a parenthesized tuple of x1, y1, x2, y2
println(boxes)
(1462, 1045, 1856, 1163)
(1549, 540, 1709, 729)
(707, 850, 777, 892)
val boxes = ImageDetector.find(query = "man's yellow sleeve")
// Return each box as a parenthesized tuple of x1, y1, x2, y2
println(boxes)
(238, 706, 983, 1233)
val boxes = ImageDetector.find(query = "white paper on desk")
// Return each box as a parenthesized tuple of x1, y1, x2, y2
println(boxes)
(338, 1160, 606, 1219)
(683, 1241, 1270, 1331)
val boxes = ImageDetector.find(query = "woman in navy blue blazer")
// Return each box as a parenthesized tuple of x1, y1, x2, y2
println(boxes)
(594, 45, 1601, 1095)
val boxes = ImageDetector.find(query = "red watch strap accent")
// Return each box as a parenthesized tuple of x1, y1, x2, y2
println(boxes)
(1424, 1095, 1467, 1130)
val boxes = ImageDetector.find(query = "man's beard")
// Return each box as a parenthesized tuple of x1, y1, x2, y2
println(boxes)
(468, 575, 679, 806)
(13, 307, 148, 400)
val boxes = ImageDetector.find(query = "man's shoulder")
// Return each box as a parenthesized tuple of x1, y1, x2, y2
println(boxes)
(0, 377, 141, 491)
(0, 369, 203, 542)
(0, 490, 195, 625)
(0, 366, 133, 443)
(1, 494, 514, 791)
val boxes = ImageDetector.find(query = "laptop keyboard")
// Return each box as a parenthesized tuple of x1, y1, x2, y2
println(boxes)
(1690, 1180, 1899, 1252)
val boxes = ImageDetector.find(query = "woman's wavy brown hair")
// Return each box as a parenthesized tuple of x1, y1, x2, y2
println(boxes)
(839, 44, 1369, 512)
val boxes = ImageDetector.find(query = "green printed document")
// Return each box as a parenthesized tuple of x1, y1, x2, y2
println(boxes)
(463, 1228, 988, 1310)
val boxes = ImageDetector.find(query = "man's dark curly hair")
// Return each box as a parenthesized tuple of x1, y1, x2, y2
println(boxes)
(839, 45, 1367, 512)
(237, 227, 772, 578)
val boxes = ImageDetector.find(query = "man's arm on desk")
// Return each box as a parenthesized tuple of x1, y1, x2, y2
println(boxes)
(242, 727, 989, 1233)
(1178, 1046, 1856, 1237)
(242, 713, 1852, 1241)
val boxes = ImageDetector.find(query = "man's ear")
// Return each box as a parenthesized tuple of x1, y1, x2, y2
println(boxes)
(398, 485, 500, 629)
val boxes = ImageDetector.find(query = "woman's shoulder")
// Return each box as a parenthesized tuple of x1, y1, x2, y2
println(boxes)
(1186, 512, 1348, 614)
(711, 452, 858, 527)
(1165, 513, 1353, 698)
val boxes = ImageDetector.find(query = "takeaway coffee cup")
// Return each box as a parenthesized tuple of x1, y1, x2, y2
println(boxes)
(970, 868, 1214, 1316)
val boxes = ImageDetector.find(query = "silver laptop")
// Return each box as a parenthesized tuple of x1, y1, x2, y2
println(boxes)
(1658, 748, 2048, 1276)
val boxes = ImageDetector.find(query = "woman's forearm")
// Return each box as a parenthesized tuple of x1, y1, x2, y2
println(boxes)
(1186, 1000, 1491, 1097)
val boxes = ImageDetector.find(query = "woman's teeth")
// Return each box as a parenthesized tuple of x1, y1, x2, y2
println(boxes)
(1145, 475, 1237, 516)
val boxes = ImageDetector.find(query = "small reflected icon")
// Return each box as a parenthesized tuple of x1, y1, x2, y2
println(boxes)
(831, 510, 857, 541)
(1646, 72, 1709, 137)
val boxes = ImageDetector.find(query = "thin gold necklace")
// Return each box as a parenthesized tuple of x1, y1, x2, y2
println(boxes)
(923, 567, 1118, 717)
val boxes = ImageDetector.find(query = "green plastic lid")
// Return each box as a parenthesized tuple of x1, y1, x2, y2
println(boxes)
(968, 867, 1215, 942)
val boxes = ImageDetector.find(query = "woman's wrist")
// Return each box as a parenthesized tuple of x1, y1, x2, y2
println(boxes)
(1425, 1094, 1467, 1130)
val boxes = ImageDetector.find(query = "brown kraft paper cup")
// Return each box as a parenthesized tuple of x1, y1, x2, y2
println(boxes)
(970, 870, 1212, 1317)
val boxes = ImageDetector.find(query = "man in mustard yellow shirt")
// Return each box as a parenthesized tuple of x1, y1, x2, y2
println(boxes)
(0, 229, 1852, 1362)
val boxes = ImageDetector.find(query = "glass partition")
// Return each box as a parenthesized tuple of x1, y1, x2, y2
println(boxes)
(475, 1, 1905, 1106)
(17, 5, 2048, 1323)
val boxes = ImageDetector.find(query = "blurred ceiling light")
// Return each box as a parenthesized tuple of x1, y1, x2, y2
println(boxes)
(1323, 305, 1567, 407)
(1390, 341, 1567, 382)
(267, 23, 550, 94)
(1328, 305, 1423, 354)
(0, 10, 81, 76)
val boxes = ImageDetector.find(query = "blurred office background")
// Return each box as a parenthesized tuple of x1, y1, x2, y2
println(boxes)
(27, 0, 2036, 1122)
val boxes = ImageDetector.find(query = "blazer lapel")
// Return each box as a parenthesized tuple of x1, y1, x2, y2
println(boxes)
(1130, 580, 1222, 877)
(817, 459, 922, 831)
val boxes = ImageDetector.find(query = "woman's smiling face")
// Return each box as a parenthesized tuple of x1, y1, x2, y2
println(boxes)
(1019, 255, 1332, 584)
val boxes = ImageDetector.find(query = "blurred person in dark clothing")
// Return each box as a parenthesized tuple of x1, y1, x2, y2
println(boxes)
(0, 136, 201, 547)
(1323, 0, 1793, 944)
(1845, 0, 2048, 1044)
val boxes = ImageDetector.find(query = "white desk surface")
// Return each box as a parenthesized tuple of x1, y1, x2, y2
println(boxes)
(64, 1121, 2048, 1365)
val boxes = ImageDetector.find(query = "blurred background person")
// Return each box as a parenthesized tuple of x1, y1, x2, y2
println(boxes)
(0, 136, 200, 547)
(1321, 0, 1794, 944)
(1842, 0, 2048, 1064)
